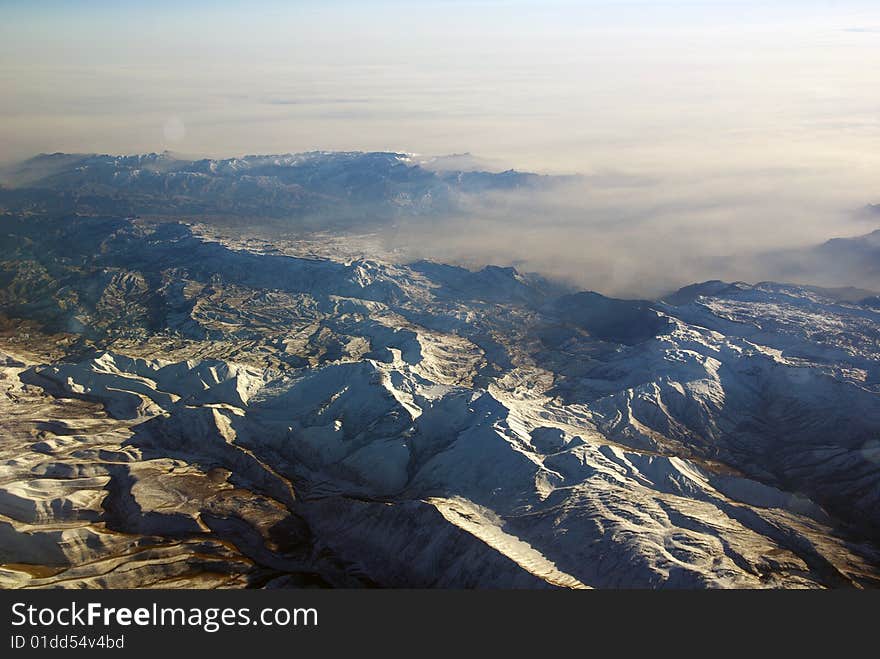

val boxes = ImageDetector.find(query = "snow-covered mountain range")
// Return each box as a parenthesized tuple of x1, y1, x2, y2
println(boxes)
(0, 153, 879, 589)
(0, 151, 568, 225)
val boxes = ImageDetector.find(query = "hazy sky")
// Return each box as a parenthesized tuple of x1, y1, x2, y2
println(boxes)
(2, 0, 880, 294)
(2, 1, 878, 169)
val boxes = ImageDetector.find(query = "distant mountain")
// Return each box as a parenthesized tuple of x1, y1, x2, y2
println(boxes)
(0, 151, 573, 225)
(859, 203, 880, 218)
(757, 227, 880, 294)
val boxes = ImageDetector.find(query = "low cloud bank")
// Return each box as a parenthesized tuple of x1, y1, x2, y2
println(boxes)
(380, 168, 879, 298)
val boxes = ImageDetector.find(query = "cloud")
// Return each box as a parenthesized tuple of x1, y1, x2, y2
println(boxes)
(262, 97, 371, 106)
(378, 164, 879, 298)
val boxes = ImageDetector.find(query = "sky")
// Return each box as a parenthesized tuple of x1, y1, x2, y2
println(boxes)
(2, 0, 878, 171)
(2, 0, 879, 294)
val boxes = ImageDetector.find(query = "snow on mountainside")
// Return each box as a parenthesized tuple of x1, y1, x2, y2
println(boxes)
(0, 152, 570, 224)
(1, 213, 879, 589)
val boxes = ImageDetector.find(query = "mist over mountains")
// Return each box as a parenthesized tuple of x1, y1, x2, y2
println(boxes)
(2, 149, 880, 589)
(2, 150, 878, 298)
(766, 229, 880, 294)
